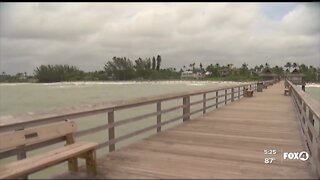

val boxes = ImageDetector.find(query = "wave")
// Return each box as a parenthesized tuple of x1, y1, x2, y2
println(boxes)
(0, 80, 246, 87)
(306, 83, 320, 88)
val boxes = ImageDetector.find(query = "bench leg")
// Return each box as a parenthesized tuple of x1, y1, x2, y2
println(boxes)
(68, 157, 78, 172)
(85, 150, 97, 176)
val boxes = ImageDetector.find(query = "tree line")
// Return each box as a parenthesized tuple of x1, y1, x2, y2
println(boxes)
(0, 57, 319, 83)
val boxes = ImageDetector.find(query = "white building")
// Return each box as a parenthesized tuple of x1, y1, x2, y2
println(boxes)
(181, 71, 204, 80)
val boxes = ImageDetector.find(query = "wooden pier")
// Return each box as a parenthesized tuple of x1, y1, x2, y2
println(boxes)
(0, 80, 319, 179)
(76, 81, 316, 179)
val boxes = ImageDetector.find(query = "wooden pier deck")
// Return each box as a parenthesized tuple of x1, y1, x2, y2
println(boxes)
(76, 82, 315, 179)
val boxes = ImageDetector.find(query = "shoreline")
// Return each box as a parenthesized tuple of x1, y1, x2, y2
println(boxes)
(0, 80, 250, 86)
(0, 80, 319, 88)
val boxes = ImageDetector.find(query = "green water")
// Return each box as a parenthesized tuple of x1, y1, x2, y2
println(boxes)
(0, 81, 239, 179)
(306, 87, 320, 101)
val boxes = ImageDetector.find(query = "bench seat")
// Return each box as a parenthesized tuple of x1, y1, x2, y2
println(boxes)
(284, 88, 290, 95)
(0, 142, 97, 179)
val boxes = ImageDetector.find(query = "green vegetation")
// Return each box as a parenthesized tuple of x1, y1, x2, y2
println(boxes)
(207, 74, 262, 82)
(0, 57, 319, 83)
(34, 65, 85, 82)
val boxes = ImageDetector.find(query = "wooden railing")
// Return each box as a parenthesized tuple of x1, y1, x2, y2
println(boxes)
(287, 79, 320, 176)
(0, 80, 276, 162)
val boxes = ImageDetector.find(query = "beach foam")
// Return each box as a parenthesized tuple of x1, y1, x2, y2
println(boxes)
(306, 83, 320, 88)
(0, 80, 250, 87)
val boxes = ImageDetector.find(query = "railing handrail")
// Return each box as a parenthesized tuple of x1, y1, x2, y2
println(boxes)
(286, 79, 320, 177)
(0, 81, 256, 131)
(287, 80, 320, 118)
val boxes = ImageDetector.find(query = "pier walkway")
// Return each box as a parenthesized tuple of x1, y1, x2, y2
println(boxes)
(78, 82, 316, 179)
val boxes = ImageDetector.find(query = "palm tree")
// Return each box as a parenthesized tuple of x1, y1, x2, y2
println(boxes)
(265, 63, 270, 68)
(241, 63, 248, 70)
(259, 64, 264, 72)
(292, 62, 298, 69)
(254, 65, 259, 72)
(284, 62, 292, 71)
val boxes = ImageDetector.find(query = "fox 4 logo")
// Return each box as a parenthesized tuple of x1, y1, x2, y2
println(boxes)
(283, 151, 309, 161)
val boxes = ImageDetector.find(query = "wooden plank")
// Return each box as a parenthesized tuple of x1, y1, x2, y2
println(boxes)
(76, 124, 109, 138)
(203, 93, 206, 114)
(288, 80, 320, 119)
(65, 133, 78, 172)
(0, 142, 97, 179)
(231, 88, 234, 102)
(183, 96, 190, 122)
(225, 89, 227, 105)
(0, 121, 76, 150)
(128, 140, 307, 168)
(190, 108, 203, 116)
(108, 111, 115, 152)
(205, 96, 216, 102)
(0, 137, 65, 159)
(206, 103, 217, 110)
(15, 127, 28, 180)
(76, 104, 185, 138)
(150, 130, 304, 152)
(106, 114, 185, 147)
(85, 149, 97, 176)
(106, 148, 312, 179)
(157, 101, 161, 132)
(216, 91, 218, 108)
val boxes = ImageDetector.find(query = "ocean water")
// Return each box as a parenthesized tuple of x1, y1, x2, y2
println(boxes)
(306, 86, 320, 101)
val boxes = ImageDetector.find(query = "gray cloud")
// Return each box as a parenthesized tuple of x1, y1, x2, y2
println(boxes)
(0, 2, 319, 74)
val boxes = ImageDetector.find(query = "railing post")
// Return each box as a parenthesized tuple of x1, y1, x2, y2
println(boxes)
(157, 101, 161, 132)
(216, 91, 218, 108)
(238, 87, 240, 99)
(16, 128, 27, 160)
(108, 110, 115, 152)
(249, 84, 252, 90)
(231, 88, 234, 102)
(183, 96, 190, 122)
(16, 127, 28, 180)
(203, 93, 206, 114)
(225, 89, 227, 104)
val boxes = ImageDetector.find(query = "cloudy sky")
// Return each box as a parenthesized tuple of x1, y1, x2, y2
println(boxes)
(0, 2, 319, 74)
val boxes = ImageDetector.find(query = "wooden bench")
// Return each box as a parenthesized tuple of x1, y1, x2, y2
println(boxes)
(284, 87, 291, 96)
(263, 83, 268, 89)
(0, 121, 98, 179)
(243, 88, 254, 97)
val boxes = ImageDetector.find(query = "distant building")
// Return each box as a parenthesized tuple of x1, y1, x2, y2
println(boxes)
(285, 68, 305, 85)
(259, 68, 278, 81)
(219, 67, 232, 77)
(205, 71, 212, 76)
(181, 70, 204, 80)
